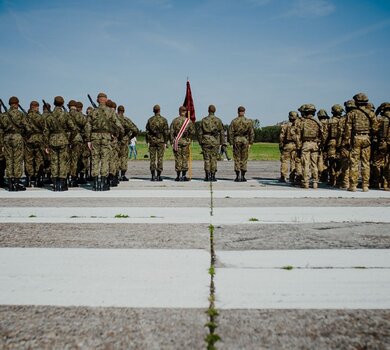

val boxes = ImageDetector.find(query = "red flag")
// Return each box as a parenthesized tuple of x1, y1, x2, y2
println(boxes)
(183, 80, 195, 122)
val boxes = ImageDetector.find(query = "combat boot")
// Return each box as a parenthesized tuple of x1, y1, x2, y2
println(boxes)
(182, 171, 189, 182)
(92, 176, 99, 191)
(15, 178, 26, 191)
(114, 172, 120, 185)
(78, 172, 87, 185)
(7, 178, 15, 191)
(234, 171, 240, 182)
(36, 173, 44, 188)
(313, 182, 318, 189)
(63, 178, 69, 191)
(175, 171, 181, 181)
(211, 172, 217, 182)
(120, 170, 129, 181)
(302, 183, 309, 189)
(109, 174, 117, 187)
(347, 186, 357, 192)
(362, 186, 369, 192)
(101, 176, 110, 191)
(278, 176, 286, 183)
(151, 170, 156, 181)
(157, 170, 163, 181)
(241, 170, 247, 182)
(204, 172, 210, 182)
(25, 175, 32, 188)
(69, 176, 79, 188)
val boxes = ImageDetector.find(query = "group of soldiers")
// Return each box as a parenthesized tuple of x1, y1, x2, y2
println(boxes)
(0, 93, 255, 191)
(279, 93, 390, 191)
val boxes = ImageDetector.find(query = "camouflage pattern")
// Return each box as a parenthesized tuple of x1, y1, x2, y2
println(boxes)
(44, 106, 76, 179)
(279, 118, 300, 181)
(170, 116, 195, 172)
(317, 118, 329, 182)
(345, 105, 379, 190)
(85, 103, 124, 177)
(0, 106, 30, 178)
(146, 113, 169, 172)
(198, 113, 225, 172)
(24, 109, 45, 178)
(297, 109, 322, 188)
(229, 115, 254, 172)
(337, 114, 350, 188)
(377, 108, 390, 190)
(326, 114, 341, 186)
(0, 115, 5, 186)
(118, 114, 138, 172)
(68, 108, 87, 178)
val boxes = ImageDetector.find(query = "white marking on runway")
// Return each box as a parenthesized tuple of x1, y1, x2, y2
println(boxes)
(1, 189, 389, 199)
(0, 248, 209, 308)
(0, 206, 389, 224)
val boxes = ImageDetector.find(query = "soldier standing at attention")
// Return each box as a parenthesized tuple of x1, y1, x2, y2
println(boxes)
(229, 106, 254, 182)
(41, 102, 52, 182)
(279, 111, 300, 183)
(317, 109, 330, 183)
(117, 105, 139, 181)
(170, 106, 195, 182)
(376, 103, 390, 191)
(326, 104, 343, 187)
(44, 96, 76, 192)
(68, 100, 87, 187)
(297, 104, 322, 189)
(24, 101, 45, 188)
(85, 93, 124, 191)
(145, 105, 169, 181)
(106, 100, 121, 187)
(0, 110, 5, 188)
(0, 96, 30, 191)
(198, 105, 225, 182)
(344, 93, 379, 192)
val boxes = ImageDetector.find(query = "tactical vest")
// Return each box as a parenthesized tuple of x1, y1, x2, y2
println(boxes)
(329, 118, 339, 139)
(302, 118, 319, 140)
(353, 110, 370, 133)
(284, 123, 294, 142)
(380, 115, 390, 142)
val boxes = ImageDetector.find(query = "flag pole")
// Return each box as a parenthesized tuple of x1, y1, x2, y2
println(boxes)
(188, 109, 192, 179)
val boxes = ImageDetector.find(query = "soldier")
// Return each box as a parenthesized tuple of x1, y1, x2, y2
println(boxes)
(370, 102, 385, 189)
(376, 102, 390, 190)
(279, 111, 300, 183)
(344, 93, 379, 192)
(327, 104, 344, 187)
(170, 106, 195, 181)
(198, 105, 225, 182)
(0, 96, 30, 191)
(106, 100, 121, 187)
(297, 104, 322, 189)
(41, 102, 52, 182)
(145, 105, 169, 181)
(75, 101, 88, 184)
(229, 106, 254, 182)
(84, 106, 94, 181)
(0, 108, 6, 188)
(85, 92, 124, 191)
(317, 109, 329, 183)
(68, 100, 87, 187)
(44, 96, 76, 191)
(117, 105, 139, 181)
(24, 101, 45, 187)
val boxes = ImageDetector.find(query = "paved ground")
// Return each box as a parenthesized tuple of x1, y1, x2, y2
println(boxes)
(1, 160, 390, 349)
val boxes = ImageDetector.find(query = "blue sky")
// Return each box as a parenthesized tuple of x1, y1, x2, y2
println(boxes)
(0, 0, 389, 127)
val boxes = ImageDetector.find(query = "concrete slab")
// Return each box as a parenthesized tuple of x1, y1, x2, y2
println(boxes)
(0, 206, 389, 224)
(0, 248, 209, 308)
(215, 268, 390, 309)
(217, 249, 390, 268)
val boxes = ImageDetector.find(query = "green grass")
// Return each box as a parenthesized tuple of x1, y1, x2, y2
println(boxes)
(115, 214, 129, 218)
(130, 141, 279, 161)
(282, 265, 294, 270)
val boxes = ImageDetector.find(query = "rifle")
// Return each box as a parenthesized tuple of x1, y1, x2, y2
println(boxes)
(87, 94, 98, 109)
(0, 99, 8, 112)
(42, 100, 52, 113)
(18, 104, 28, 115)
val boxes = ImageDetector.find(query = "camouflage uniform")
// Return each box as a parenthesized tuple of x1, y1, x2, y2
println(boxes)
(370, 102, 385, 189)
(198, 105, 225, 181)
(41, 104, 53, 180)
(297, 104, 322, 189)
(145, 106, 169, 181)
(68, 101, 87, 187)
(44, 101, 76, 191)
(279, 111, 300, 183)
(24, 103, 45, 187)
(0, 99, 30, 191)
(85, 97, 124, 190)
(170, 107, 195, 181)
(117, 106, 138, 181)
(376, 103, 390, 190)
(0, 113, 6, 187)
(344, 93, 379, 192)
(326, 105, 343, 186)
(229, 106, 254, 182)
(317, 109, 329, 183)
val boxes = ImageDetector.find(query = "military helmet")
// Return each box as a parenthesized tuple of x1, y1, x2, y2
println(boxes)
(67, 100, 77, 108)
(54, 96, 64, 106)
(288, 111, 298, 120)
(30, 101, 39, 107)
(317, 109, 329, 119)
(331, 104, 344, 114)
(9, 96, 19, 105)
(76, 101, 83, 109)
(118, 105, 125, 112)
(299, 104, 316, 114)
(353, 93, 369, 105)
(179, 106, 187, 113)
(344, 100, 356, 109)
(97, 92, 107, 99)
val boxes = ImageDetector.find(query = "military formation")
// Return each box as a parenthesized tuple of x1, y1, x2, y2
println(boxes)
(0, 93, 256, 191)
(279, 93, 390, 191)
